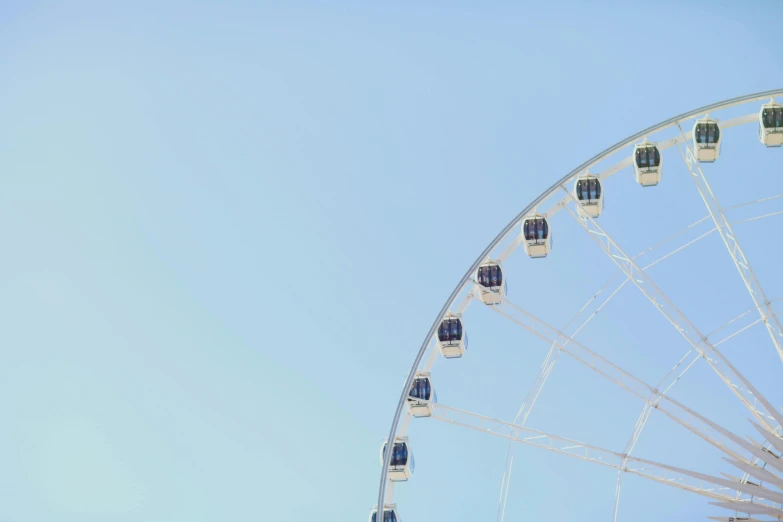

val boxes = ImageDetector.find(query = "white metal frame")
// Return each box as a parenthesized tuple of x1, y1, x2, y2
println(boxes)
(488, 294, 780, 467)
(375, 89, 783, 521)
(497, 197, 783, 522)
(430, 404, 783, 512)
(673, 123, 783, 365)
(563, 195, 783, 432)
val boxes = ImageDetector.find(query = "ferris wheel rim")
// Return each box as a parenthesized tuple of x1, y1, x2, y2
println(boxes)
(375, 87, 783, 520)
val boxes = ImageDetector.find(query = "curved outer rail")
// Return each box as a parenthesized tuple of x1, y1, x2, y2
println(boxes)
(375, 88, 783, 515)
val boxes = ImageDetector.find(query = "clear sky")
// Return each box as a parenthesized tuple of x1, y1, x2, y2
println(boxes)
(1, 2, 783, 521)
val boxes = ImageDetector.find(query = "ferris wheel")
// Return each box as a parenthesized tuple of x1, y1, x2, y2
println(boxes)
(372, 89, 783, 522)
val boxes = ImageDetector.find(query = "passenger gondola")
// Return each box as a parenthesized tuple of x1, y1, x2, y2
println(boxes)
(370, 505, 400, 522)
(522, 214, 551, 258)
(633, 141, 662, 187)
(573, 173, 603, 217)
(407, 372, 436, 417)
(476, 260, 506, 305)
(692, 116, 722, 162)
(380, 437, 414, 481)
(759, 101, 783, 147)
(437, 314, 467, 358)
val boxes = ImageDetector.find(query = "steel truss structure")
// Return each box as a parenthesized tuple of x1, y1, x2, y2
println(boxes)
(562, 196, 782, 431)
(375, 89, 783, 522)
(430, 403, 783, 513)
(674, 125, 783, 365)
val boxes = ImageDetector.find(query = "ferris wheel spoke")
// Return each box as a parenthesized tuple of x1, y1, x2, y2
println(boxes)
(579, 193, 783, 344)
(497, 278, 625, 522)
(566, 223, 716, 355)
(495, 333, 564, 522)
(673, 121, 783, 367)
(616, 303, 778, 464)
(500, 212, 725, 522)
(496, 441, 515, 522)
(603, 189, 783, 273)
(497, 273, 636, 522)
(707, 306, 760, 341)
(429, 403, 783, 510)
(611, 348, 704, 521)
(491, 297, 652, 401)
(724, 456, 783, 490)
(610, 298, 775, 516)
(621, 347, 700, 453)
(726, 192, 783, 211)
(516, 215, 732, 473)
(528, 191, 783, 460)
(562, 194, 783, 433)
(735, 208, 783, 225)
(487, 296, 782, 468)
(714, 318, 764, 348)
(709, 501, 783, 518)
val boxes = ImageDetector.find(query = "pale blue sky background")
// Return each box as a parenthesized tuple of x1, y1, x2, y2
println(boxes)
(1, 2, 783, 521)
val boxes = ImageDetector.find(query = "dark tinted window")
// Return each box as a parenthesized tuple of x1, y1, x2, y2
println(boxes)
(479, 265, 501, 287)
(437, 320, 449, 342)
(410, 378, 431, 400)
(588, 179, 600, 200)
(390, 442, 407, 466)
(576, 179, 599, 201)
(762, 108, 781, 129)
(450, 319, 461, 341)
(525, 218, 549, 240)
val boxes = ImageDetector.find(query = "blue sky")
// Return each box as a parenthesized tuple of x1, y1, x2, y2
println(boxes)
(1, 2, 783, 521)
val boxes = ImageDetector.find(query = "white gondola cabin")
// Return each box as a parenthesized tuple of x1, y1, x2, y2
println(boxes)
(522, 214, 551, 258)
(476, 261, 506, 305)
(573, 174, 603, 217)
(759, 101, 783, 147)
(692, 117, 721, 162)
(380, 437, 414, 482)
(370, 505, 400, 522)
(406, 372, 436, 417)
(437, 314, 467, 358)
(633, 141, 662, 187)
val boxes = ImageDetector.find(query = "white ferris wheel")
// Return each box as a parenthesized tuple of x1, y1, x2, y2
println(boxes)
(372, 89, 783, 522)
